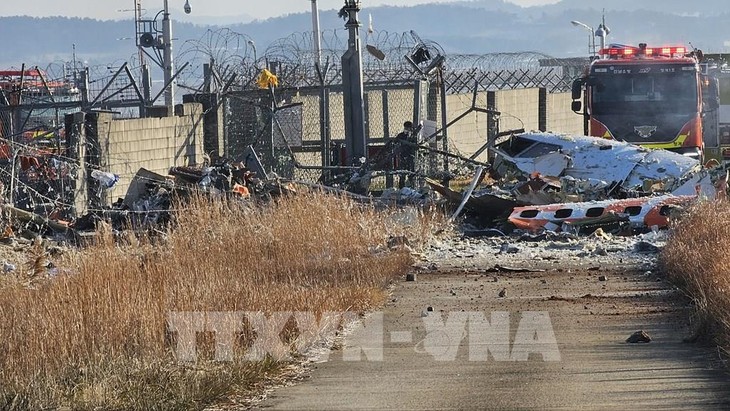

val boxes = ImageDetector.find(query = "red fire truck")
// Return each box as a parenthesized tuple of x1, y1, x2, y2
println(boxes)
(571, 43, 719, 160)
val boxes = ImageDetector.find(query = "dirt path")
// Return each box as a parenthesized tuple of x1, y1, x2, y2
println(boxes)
(256, 253, 730, 410)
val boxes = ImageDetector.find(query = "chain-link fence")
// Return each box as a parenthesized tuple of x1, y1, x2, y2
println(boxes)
(202, 29, 584, 187)
(0, 62, 148, 222)
(0, 27, 587, 205)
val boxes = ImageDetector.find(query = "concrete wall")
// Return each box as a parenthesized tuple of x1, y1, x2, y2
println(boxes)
(496, 88, 541, 132)
(234, 86, 582, 168)
(547, 92, 584, 135)
(101, 103, 204, 200)
(445, 92, 491, 162)
(65, 103, 205, 212)
(440, 89, 583, 162)
(183, 93, 225, 156)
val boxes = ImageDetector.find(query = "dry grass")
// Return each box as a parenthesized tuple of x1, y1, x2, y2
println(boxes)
(0, 192, 438, 410)
(661, 200, 730, 347)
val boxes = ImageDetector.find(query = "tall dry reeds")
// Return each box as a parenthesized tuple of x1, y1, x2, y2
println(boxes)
(661, 200, 730, 347)
(0, 192, 428, 410)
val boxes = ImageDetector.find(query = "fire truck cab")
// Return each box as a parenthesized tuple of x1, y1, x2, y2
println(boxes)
(571, 43, 719, 160)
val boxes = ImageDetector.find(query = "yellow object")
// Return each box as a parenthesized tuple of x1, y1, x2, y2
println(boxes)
(257, 69, 278, 89)
(640, 134, 688, 150)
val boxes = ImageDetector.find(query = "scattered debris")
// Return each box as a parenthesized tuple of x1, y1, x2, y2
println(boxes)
(589, 228, 612, 241)
(498, 243, 520, 254)
(0, 125, 718, 285)
(420, 132, 728, 246)
(626, 330, 652, 343)
(598, 275, 608, 282)
(70, 155, 296, 238)
(635, 241, 661, 254)
(493, 132, 718, 200)
(388, 236, 411, 249)
(485, 264, 546, 273)
(90, 169, 119, 189)
(427, 178, 517, 221)
(462, 228, 507, 238)
(449, 166, 484, 221)
(594, 247, 608, 256)
(3, 261, 16, 273)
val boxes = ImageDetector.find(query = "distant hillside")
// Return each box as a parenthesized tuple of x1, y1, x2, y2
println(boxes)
(0, 16, 211, 68)
(1, 1, 729, 69)
(175, 12, 254, 26)
(460, 0, 727, 15)
(533, 0, 725, 16)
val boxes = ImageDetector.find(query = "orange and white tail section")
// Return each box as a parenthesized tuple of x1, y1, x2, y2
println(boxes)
(508, 195, 696, 233)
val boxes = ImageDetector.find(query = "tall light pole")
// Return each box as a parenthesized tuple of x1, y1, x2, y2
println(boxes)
(161, 0, 190, 111)
(571, 20, 595, 58)
(162, 0, 174, 111)
(311, 0, 322, 66)
(134, 0, 190, 113)
(340, 0, 367, 164)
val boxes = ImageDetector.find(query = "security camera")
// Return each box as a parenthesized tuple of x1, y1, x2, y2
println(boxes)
(184, 0, 191, 14)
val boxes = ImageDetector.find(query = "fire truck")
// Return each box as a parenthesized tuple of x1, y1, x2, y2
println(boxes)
(700, 54, 730, 164)
(570, 43, 719, 160)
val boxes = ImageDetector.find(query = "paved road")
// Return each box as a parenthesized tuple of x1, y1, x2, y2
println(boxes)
(257, 264, 730, 410)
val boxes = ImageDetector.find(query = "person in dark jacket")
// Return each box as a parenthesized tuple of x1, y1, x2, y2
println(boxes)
(395, 121, 416, 187)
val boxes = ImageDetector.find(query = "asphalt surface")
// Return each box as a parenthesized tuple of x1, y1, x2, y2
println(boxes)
(256, 261, 730, 410)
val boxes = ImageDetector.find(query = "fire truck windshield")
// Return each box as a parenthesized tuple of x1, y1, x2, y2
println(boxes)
(590, 70, 698, 116)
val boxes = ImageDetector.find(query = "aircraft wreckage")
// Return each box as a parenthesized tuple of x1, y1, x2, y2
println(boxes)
(432, 132, 727, 233)
(492, 132, 718, 198)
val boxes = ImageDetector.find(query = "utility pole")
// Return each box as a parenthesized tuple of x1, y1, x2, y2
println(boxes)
(340, 0, 367, 164)
(134, 0, 145, 66)
(311, 0, 322, 66)
(133, 0, 152, 114)
(311, 0, 331, 170)
(134, 0, 189, 112)
(162, 0, 174, 112)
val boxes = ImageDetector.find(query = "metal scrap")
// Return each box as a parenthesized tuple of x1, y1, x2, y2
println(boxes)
(427, 178, 517, 221)
(450, 166, 484, 221)
(508, 194, 695, 233)
(493, 132, 719, 200)
(427, 131, 728, 237)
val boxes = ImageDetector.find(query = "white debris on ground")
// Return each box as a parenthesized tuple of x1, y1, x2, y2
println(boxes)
(415, 229, 669, 272)
(493, 132, 717, 198)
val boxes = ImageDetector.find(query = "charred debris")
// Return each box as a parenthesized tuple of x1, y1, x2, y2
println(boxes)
(431, 131, 727, 237)
(1, 131, 727, 245)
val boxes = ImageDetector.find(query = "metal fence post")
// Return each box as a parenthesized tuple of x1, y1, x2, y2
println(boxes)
(382, 89, 393, 188)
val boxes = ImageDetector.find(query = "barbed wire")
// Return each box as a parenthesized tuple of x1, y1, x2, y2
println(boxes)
(1, 27, 587, 122)
(173, 28, 587, 94)
(0, 28, 588, 195)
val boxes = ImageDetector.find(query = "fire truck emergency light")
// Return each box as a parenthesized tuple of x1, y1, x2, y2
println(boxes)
(599, 45, 687, 58)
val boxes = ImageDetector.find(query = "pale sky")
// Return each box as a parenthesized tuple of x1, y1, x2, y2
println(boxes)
(0, 0, 559, 21)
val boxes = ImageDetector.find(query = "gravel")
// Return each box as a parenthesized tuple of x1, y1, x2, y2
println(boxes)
(416, 229, 669, 271)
